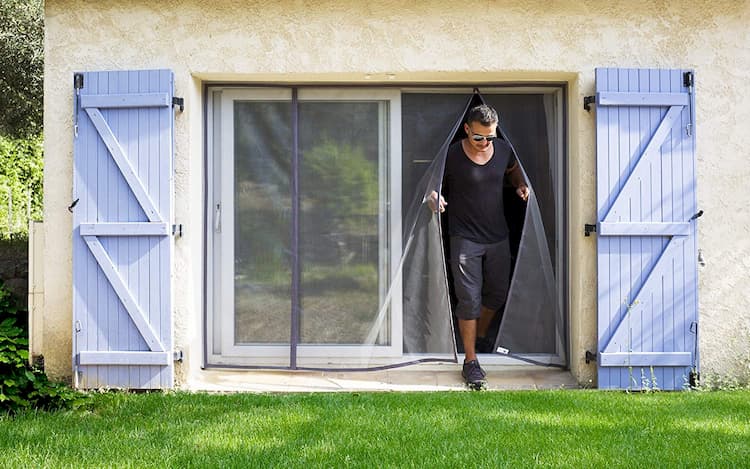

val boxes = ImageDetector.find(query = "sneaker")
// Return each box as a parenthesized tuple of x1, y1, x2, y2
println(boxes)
(462, 359, 487, 388)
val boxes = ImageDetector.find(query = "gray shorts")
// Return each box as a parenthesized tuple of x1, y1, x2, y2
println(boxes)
(449, 236, 511, 320)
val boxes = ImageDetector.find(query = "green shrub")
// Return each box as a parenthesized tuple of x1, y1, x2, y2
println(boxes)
(0, 134, 43, 238)
(0, 282, 87, 413)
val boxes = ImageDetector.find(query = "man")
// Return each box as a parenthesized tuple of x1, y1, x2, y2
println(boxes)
(429, 104, 529, 388)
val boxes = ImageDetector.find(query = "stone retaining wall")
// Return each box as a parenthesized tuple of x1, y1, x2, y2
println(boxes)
(0, 238, 28, 308)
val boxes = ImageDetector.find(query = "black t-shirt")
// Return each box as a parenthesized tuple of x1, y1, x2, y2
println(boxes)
(442, 139, 516, 243)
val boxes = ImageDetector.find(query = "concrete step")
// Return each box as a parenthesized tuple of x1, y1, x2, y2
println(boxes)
(186, 364, 579, 392)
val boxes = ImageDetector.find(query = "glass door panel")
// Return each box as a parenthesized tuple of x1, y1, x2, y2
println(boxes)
(211, 88, 401, 364)
(212, 88, 292, 362)
(233, 99, 292, 344)
(296, 90, 401, 359)
(298, 100, 384, 345)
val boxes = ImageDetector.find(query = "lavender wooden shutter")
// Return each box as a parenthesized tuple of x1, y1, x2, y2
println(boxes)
(595, 68, 699, 390)
(72, 70, 175, 389)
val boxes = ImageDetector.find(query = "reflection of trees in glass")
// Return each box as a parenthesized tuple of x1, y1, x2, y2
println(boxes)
(301, 138, 380, 343)
(234, 101, 292, 286)
(302, 138, 377, 234)
(235, 180, 290, 284)
(301, 138, 379, 285)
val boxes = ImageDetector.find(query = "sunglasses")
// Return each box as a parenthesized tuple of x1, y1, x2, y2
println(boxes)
(469, 133, 496, 142)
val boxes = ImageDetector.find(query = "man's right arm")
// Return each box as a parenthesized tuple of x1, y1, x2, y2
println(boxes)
(427, 191, 447, 213)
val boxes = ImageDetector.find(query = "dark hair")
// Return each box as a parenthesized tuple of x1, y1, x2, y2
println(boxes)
(465, 105, 498, 126)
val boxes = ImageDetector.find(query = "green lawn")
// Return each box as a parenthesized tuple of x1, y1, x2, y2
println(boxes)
(1, 390, 749, 468)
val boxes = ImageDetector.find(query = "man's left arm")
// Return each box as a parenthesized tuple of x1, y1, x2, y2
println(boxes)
(505, 160, 530, 201)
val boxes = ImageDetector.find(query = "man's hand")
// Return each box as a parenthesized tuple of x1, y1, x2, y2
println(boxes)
(516, 184, 530, 202)
(427, 191, 447, 213)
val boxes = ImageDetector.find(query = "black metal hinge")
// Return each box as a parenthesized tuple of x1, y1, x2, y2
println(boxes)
(583, 95, 595, 112)
(689, 370, 700, 388)
(74, 74, 84, 138)
(683, 71, 694, 88)
(684, 71, 695, 136)
(172, 97, 184, 112)
(74, 73, 84, 91)
(584, 224, 597, 237)
(172, 224, 183, 237)
(585, 351, 597, 364)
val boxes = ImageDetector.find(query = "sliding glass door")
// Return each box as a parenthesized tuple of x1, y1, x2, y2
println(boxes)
(208, 88, 401, 366)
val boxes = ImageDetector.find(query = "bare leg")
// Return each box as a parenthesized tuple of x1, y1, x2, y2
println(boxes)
(477, 305, 496, 338)
(459, 318, 478, 362)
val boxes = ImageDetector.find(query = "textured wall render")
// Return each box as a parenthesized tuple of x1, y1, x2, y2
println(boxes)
(44, 0, 750, 385)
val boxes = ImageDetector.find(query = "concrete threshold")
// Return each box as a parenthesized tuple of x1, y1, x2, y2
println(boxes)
(185, 363, 579, 392)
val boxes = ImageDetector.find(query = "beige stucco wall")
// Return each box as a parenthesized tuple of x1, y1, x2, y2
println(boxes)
(43, 0, 750, 386)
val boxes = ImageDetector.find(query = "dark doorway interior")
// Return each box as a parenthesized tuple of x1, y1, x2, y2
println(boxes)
(401, 90, 558, 357)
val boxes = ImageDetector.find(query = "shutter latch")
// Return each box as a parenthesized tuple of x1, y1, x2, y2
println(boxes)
(584, 223, 597, 237)
(172, 224, 183, 237)
(585, 350, 597, 364)
(689, 210, 703, 221)
(172, 97, 185, 112)
(583, 95, 595, 112)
